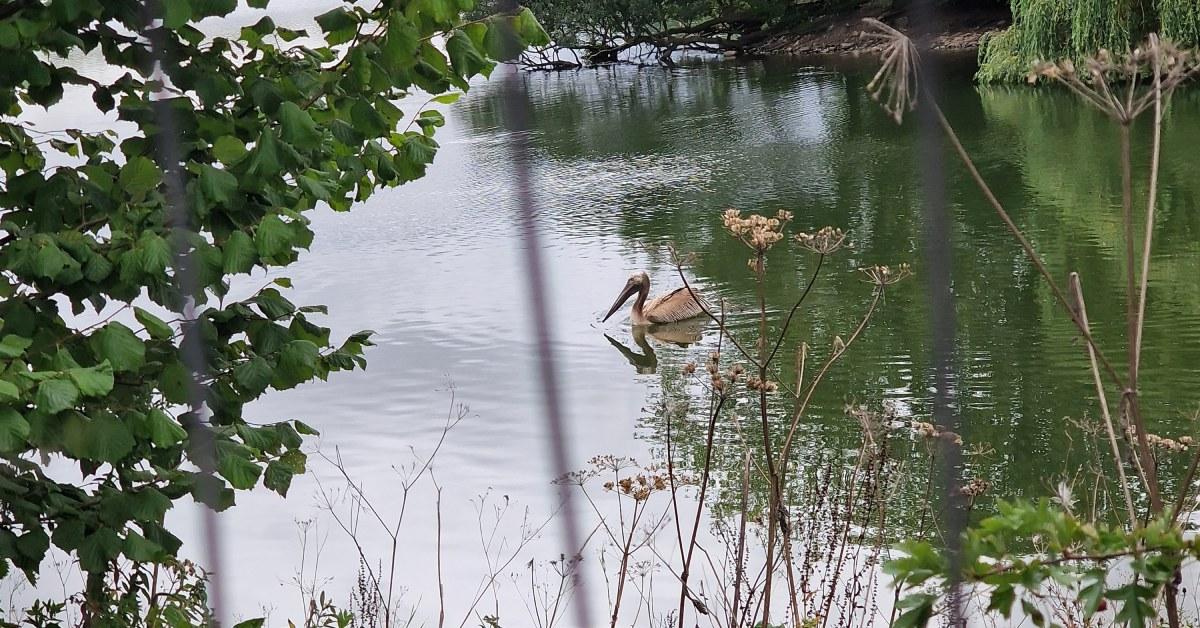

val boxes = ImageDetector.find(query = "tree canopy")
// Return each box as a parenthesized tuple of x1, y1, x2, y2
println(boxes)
(0, 0, 545, 622)
(978, 0, 1200, 81)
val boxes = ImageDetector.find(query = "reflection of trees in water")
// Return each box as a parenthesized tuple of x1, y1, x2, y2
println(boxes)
(463, 60, 1200, 520)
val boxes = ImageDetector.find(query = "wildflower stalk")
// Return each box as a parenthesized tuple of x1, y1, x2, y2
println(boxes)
(1134, 35, 1164, 387)
(1069, 273, 1139, 530)
(755, 244, 782, 628)
(731, 449, 751, 628)
(677, 302, 728, 626)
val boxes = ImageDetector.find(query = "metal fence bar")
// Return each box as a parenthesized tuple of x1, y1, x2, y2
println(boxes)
(912, 2, 968, 625)
(142, 4, 228, 624)
(500, 50, 596, 628)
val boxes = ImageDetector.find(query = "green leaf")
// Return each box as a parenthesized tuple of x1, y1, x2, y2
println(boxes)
(315, 7, 356, 34)
(190, 0, 236, 18)
(159, 360, 192, 404)
(277, 339, 319, 383)
(1080, 573, 1105, 618)
(1110, 584, 1155, 628)
(126, 487, 172, 522)
(134, 307, 174, 340)
(254, 288, 296, 319)
(514, 7, 550, 46)
(278, 102, 322, 150)
(255, 214, 292, 258)
(67, 362, 114, 397)
(190, 473, 236, 511)
(294, 420, 319, 436)
(36, 379, 79, 414)
(263, 459, 294, 496)
(0, 407, 30, 452)
(381, 16, 419, 69)
(136, 231, 172, 275)
(893, 593, 936, 628)
(145, 409, 187, 447)
(91, 322, 145, 372)
(0, 335, 31, 358)
(212, 135, 247, 164)
(199, 164, 238, 205)
(431, 92, 462, 105)
(15, 528, 48, 562)
(245, 130, 282, 179)
(233, 619, 266, 628)
(122, 530, 163, 562)
(83, 414, 135, 464)
(351, 99, 390, 137)
(234, 356, 273, 397)
(237, 423, 281, 452)
(32, 241, 75, 279)
(163, 0, 192, 29)
(78, 528, 122, 572)
(118, 156, 161, 197)
(1020, 599, 1046, 626)
(216, 440, 262, 489)
(276, 423, 302, 449)
(446, 30, 489, 77)
(140, 521, 183, 555)
(0, 379, 18, 402)
(223, 230, 257, 274)
(247, 0, 269, 7)
(51, 520, 85, 552)
(988, 584, 1015, 617)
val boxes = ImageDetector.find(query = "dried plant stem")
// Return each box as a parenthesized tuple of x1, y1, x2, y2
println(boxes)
(435, 477, 445, 628)
(924, 96, 1125, 392)
(1134, 38, 1163, 417)
(731, 450, 751, 628)
(1069, 273, 1139, 529)
(1170, 450, 1200, 523)
(678, 305, 728, 626)
(610, 500, 644, 628)
(753, 248, 783, 628)
(673, 260, 763, 370)
(764, 254, 826, 368)
(781, 287, 884, 466)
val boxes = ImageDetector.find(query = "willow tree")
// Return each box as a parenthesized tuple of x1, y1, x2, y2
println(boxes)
(0, 0, 545, 623)
(978, 0, 1200, 81)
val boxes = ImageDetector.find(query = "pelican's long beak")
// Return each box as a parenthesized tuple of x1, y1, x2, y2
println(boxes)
(602, 281, 639, 322)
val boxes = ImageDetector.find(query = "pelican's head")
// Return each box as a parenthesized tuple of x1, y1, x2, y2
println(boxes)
(602, 271, 650, 322)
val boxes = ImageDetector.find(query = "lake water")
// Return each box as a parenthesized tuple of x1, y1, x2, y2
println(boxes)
(11, 6, 1200, 625)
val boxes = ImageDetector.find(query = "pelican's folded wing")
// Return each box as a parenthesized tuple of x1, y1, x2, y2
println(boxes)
(645, 287, 709, 324)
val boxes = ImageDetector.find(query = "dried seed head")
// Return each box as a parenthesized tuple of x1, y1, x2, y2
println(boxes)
(860, 263, 913, 287)
(723, 208, 791, 254)
(795, 226, 848, 255)
(682, 362, 697, 375)
(862, 18, 920, 124)
(960, 477, 991, 498)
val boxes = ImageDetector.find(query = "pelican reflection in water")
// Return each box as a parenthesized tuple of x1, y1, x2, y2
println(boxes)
(601, 271, 709, 373)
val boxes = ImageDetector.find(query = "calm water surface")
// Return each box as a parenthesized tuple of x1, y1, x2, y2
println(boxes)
(15, 13, 1200, 623)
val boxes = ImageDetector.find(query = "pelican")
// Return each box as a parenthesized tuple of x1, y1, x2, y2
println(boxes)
(602, 271, 708, 325)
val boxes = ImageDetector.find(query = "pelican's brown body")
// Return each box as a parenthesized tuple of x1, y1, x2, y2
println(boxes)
(603, 271, 708, 325)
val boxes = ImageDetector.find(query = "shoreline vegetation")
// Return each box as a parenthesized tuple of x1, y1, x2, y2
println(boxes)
(516, 0, 1200, 83)
(747, 6, 1009, 58)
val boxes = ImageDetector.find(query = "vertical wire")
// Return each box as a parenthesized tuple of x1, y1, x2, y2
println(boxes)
(910, 5, 967, 626)
(141, 6, 227, 623)
(496, 9, 593, 627)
